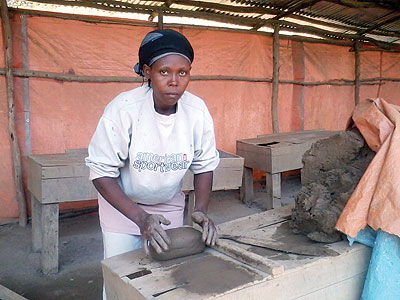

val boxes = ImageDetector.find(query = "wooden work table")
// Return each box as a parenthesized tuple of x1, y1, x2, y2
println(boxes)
(102, 205, 371, 300)
(236, 130, 339, 209)
(28, 149, 243, 274)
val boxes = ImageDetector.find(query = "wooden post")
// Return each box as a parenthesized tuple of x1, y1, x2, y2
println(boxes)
(265, 173, 281, 210)
(21, 14, 32, 156)
(31, 195, 42, 252)
(157, 10, 163, 30)
(240, 167, 254, 205)
(272, 24, 280, 133)
(354, 40, 360, 106)
(1, 0, 27, 226)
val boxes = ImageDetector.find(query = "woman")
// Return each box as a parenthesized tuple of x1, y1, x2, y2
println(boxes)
(86, 29, 220, 262)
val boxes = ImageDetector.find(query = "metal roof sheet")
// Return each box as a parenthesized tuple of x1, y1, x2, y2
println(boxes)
(8, 0, 400, 48)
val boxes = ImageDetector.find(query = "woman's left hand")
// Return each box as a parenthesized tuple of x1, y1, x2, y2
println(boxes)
(191, 211, 218, 246)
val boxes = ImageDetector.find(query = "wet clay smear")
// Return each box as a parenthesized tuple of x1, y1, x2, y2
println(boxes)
(290, 129, 374, 243)
(171, 255, 262, 295)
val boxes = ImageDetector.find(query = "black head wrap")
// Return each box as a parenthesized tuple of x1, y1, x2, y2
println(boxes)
(133, 29, 194, 77)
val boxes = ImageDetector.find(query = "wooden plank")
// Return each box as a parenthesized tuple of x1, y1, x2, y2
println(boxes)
(40, 203, 59, 274)
(28, 156, 43, 204)
(214, 239, 284, 275)
(212, 166, 243, 190)
(291, 272, 366, 300)
(213, 245, 370, 300)
(0, 284, 28, 300)
(256, 129, 326, 139)
(125, 251, 265, 300)
(64, 148, 88, 155)
(41, 164, 89, 179)
(268, 143, 310, 173)
(102, 248, 265, 300)
(182, 150, 244, 191)
(182, 167, 243, 191)
(238, 133, 327, 145)
(257, 130, 337, 142)
(216, 204, 293, 235)
(40, 177, 97, 204)
(236, 146, 271, 171)
(29, 153, 86, 167)
(103, 266, 146, 300)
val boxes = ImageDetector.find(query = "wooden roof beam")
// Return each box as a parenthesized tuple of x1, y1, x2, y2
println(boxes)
(163, 0, 281, 14)
(250, 0, 322, 30)
(272, 0, 322, 20)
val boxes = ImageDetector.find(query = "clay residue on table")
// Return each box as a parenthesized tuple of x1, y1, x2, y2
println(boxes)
(171, 255, 262, 295)
(290, 129, 374, 243)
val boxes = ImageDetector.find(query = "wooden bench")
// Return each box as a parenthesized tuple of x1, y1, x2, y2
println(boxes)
(236, 130, 338, 209)
(28, 149, 243, 274)
(102, 204, 371, 300)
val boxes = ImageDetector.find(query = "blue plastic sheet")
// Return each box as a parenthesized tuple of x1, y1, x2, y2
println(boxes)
(348, 228, 400, 300)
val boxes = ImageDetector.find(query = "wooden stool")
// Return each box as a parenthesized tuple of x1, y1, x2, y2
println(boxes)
(28, 150, 96, 274)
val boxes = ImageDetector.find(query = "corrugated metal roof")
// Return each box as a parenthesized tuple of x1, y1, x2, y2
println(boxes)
(8, 0, 400, 49)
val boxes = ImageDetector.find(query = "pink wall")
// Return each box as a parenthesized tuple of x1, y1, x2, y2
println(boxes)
(1, 12, 399, 219)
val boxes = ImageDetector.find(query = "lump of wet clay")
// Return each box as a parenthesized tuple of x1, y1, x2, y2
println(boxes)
(290, 129, 375, 243)
(149, 226, 205, 261)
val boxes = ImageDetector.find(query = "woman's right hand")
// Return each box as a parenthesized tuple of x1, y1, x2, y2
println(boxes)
(92, 178, 171, 255)
(138, 213, 171, 255)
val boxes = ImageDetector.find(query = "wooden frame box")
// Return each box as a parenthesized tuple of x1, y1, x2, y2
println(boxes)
(236, 130, 338, 208)
(182, 149, 244, 191)
(102, 205, 371, 300)
(28, 149, 243, 274)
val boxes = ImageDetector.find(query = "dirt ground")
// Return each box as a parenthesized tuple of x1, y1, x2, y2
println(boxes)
(0, 176, 300, 300)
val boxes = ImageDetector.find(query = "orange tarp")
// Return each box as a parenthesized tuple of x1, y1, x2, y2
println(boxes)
(1, 12, 400, 219)
(336, 98, 400, 238)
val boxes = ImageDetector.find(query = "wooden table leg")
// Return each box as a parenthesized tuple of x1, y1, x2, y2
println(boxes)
(266, 172, 281, 210)
(240, 167, 254, 204)
(40, 203, 59, 274)
(31, 194, 42, 252)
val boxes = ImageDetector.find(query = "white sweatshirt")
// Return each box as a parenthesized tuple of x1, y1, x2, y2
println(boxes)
(86, 85, 219, 207)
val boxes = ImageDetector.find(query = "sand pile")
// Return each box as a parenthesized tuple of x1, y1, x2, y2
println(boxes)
(290, 129, 374, 243)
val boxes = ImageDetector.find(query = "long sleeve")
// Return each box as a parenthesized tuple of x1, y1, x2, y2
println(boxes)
(189, 101, 220, 174)
(86, 113, 131, 180)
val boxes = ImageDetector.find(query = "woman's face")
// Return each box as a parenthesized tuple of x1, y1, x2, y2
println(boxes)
(143, 54, 191, 115)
